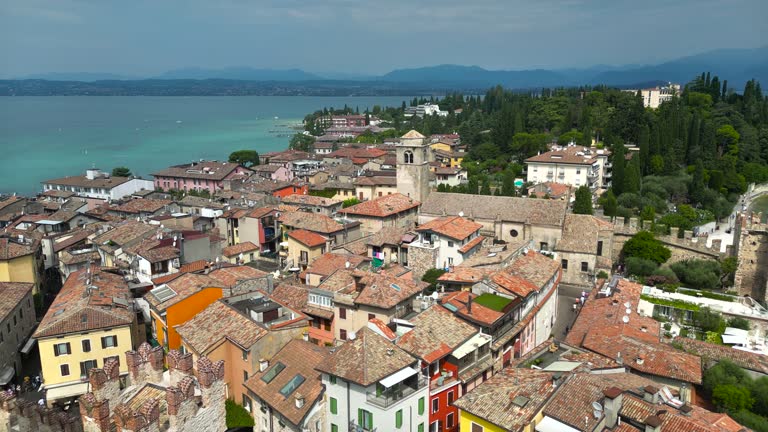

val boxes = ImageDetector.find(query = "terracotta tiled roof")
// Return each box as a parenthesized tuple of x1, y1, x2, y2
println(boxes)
(304, 253, 369, 278)
(59, 249, 101, 266)
(326, 147, 387, 160)
(489, 250, 560, 298)
(152, 161, 249, 181)
(527, 181, 572, 199)
(280, 212, 346, 234)
(270, 284, 310, 311)
(453, 368, 558, 431)
(458, 235, 485, 254)
(351, 270, 427, 310)
(353, 176, 397, 186)
(364, 226, 411, 247)
(207, 265, 267, 287)
(150, 260, 210, 285)
(368, 318, 396, 340)
(438, 266, 490, 284)
(673, 336, 768, 375)
(401, 130, 425, 139)
(420, 192, 567, 227)
(339, 193, 420, 218)
(34, 267, 134, 338)
(287, 229, 327, 248)
(616, 391, 743, 432)
(439, 291, 504, 326)
(222, 241, 259, 257)
(114, 199, 173, 214)
(175, 300, 267, 354)
(416, 216, 482, 241)
(0, 237, 37, 260)
(53, 230, 90, 252)
(282, 194, 341, 207)
(245, 340, 331, 426)
(525, 145, 609, 165)
(42, 175, 131, 189)
(396, 305, 477, 363)
(93, 221, 156, 251)
(316, 327, 416, 386)
(556, 214, 613, 254)
(0, 282, 32, 322)
(178, 195, 226, 209)
(145, 273, 224, 312)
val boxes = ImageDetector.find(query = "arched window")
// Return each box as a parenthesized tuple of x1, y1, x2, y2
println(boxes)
(404, 150, 414, 164)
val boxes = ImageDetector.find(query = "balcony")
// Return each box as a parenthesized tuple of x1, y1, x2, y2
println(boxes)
(366, 375, 427, 409)
(605, 162, 613, 168)
(587, 170, 600, 180)
(349, 421, 377, 432)
(603, 171, 612, 178)
(263, 227, 277, 242)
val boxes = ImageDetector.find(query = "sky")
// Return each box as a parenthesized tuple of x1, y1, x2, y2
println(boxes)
(1, 0, 766, 78)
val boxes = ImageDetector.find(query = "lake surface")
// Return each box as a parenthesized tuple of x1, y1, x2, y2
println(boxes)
(0, 96, 410, 195)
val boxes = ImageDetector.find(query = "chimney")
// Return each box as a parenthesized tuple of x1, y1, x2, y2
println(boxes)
(644, 414, 662, 432)
(636, 353, 645, 366)
(294, 393, 305, 409)
(643, 385, 659, 403)
(259, 358, 269, 372)
(552, 373, 563, 388)
(602, 387, 623, 429)
(302, 332, 309, 342)
(266, 273, 274, 293)
(352, 273, 364, 292)
(467, 295, 473, 314)
(679, 404, 693, 416)
(616, 351, 623, 365)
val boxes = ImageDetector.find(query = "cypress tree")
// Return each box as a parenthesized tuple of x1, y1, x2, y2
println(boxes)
(573, 186, 594, 215)
(721, 80, 728, 100)
(638, 125, 650, 175)
(623, 157, 641, 194)
(611, 144, 626, 196)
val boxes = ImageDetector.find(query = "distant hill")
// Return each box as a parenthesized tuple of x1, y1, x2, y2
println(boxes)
(15, 72, 135, 81)
(381, 64, 571, 88)
(155, 67, 321, 81)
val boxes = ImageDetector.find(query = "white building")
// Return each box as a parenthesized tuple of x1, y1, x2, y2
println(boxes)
(404, 103, 448, 118)
(433, 167, 467, 188)
(318, 327, 429, 432)
(623, 83, 680, 108)
(411, 216, 484, 269)
(42, 168, 154, 201)
(525, 144, 611, 191)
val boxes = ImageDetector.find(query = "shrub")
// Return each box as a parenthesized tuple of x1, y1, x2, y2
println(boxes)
(421, 268, 447, 293)
(225, 399, 255, 428)
(693, 307, 726, 333)
(597, 270, 609, 279)
(671, 259, 722, 290)
(712, 385, 754, 412)
(727, 317, 751, 331)
(729, 411, 768, 432)
(622, 231, 671, 265)
(625, 257, 658, 277)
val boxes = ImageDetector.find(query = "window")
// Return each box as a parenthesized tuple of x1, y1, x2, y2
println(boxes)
(368, 313, 376, 321)
(54, 342, 71, 356)
(447, 241, 454, 247)
(329, 375, 336, 385)
(82, 339, 91, 353)
(446, 413, 455, 428)
(448, 257, 454, 266)
(472, 422, 484, 432)
(510, 229, 519, 237)
(279, 374, 305, 397)
(241, 394, 252, 412)
(242, 349, 248, 361)
(330, 397, 338, 415)
(540, 242, 548, 251)
(418, 397, 425, 415)
(60, 364, 70, 376)
(80, 360, 97, 377)
(404, 151, 414, 164)
(597, 240, 603, 256)
(581, 262, 588, 272)
(243, 370, 249, 382)
(340, 329, 347, 340)
(561, 259, 568, 270)
(396, 409, 403, 428)
(447, 390, 455, 405)
(339, 307, 346, 320)
(358, 409, 373, 430)
(101, 335, 118, 348)
(261, 362, 286, 383)
(19, 308, 22, 319)
(432, 397, 439, 413)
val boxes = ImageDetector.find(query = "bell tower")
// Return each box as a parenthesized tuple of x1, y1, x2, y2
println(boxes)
(396, 130, 430, 203)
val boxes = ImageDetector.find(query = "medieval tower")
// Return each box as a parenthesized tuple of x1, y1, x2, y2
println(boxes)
(396, 130, 431, 203)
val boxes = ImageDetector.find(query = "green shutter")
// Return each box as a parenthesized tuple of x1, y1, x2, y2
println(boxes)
(418, 423, 424, 432)
(358, 409, 363, 427)
(330, 397, 337, 415)
(331, 424, 338, 432)
(369, 412, 374, 429)
(418, 397, 425, 415)
(396, 409, 403, 428)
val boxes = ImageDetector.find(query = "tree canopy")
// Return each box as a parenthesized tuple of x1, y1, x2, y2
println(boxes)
(621, 231, 671, 265)
(111, 167, 132, 177)
(228, 150, 260, 167)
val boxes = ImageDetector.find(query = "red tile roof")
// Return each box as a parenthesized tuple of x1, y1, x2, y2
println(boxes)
(280, 212, 347, 234)
(326, 147, 387, 160)
(222, 241, 259, 257)
(304, 253, 369, 278)
(207, 265, 267, 287)
(0, 282, 32, 322)
(114, 199, 173, 214)
(416, 216, 482, 241)
(458, 235, 485, 254)
(339, 193, 420, 218)
(287, 229, 327, 248)
(146, 273, 224, 312)
(439, 291, 505, 326)
(490, 250, 560, 298)
(175, 300, 267, 354)
(396, 305, 477, 363)
(673, 336, 768, 375)
(368, 318, 397, 340)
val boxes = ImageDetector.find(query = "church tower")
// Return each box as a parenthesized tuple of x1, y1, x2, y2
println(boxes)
(396, 130, 430, 203)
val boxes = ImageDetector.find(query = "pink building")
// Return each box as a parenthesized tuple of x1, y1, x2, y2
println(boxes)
(152, 161, 252, 194)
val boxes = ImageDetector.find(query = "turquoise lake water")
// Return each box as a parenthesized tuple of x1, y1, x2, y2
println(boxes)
(0, 96, 411, 195)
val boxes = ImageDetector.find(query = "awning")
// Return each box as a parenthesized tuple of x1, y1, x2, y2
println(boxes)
(453, 333, 492, 359)
(542, 361, 581, 372)
(722, 334, 748, 345)
(20, 337, 37, 355)
(724, 327, 749, 337)
(0, 366, 14, 386)
(535, 416, 580, 432)
(380, 367, 419, 388)
(44, 382, 90, 401)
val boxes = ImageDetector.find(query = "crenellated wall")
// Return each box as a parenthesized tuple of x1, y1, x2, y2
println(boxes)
(0, 391, 83, 432)
(733, 212, 768, 303)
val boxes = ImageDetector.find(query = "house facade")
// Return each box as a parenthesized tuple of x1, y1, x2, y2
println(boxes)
(0, 282, 35, 388)
(42, 168, 154, 201)
(153, 160, 253, 194)
(525, 144, 611, 191)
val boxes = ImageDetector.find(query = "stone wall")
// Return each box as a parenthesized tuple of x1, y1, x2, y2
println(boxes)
(125, 343, 164, 387)
(406, 245, 439, 281)
(733, 213, 768, 303)
(0, 392, 82, 432)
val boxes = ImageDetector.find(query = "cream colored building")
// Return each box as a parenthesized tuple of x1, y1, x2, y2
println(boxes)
(525, 144, 611, 191)
(623, 83, 680, 108)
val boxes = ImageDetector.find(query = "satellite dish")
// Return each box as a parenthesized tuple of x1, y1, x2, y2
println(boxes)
(622, 316, 630, 323)
(626, 308, 632, 314)
(458, 211, 464, 217)
(593, 410, 602, 419)
(624, 302, 631, 308)
(592, 402, 603, 411)
(345, 261, 351, 268)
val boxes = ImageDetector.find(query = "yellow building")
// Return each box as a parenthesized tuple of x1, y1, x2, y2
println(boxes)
(430, 141, 452, 153)
(0, 236, 43, 294)
(285, 229, 327, 271)
(34, 267, 139, 405)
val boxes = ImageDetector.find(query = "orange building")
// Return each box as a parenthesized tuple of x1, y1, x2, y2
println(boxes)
(145, 273, 225, 350)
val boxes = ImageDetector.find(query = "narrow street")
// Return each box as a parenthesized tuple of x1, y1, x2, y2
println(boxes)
(554, 284, 590, 341)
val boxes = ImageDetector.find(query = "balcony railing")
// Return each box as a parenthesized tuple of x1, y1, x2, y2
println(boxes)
(587, 170, 599, 180)
(605, 162, 613, 168)
(366, 375, 427, 409)
(349, 421, 377, 432)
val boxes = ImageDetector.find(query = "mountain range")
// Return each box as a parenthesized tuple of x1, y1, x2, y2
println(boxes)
(9, 47, 767, 91)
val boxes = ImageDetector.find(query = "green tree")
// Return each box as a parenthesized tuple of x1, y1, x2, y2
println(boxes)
(703, 359, 752, 396)
(599, 189, 618, 217)
(716, 124, 740, 157)
(753, 377, 768, 417)
(422, 268, 447, 292)
(228, 150, 260, 167)
(623, 157, 641, 194)
(111, 167, 132, 177)
(501, 170, 516, 196)
(289, 133, 315, 152)
(610, 144, 626, 196)
(720, 256, 738, 288)
(225, 399, 255, 428)
(480, 176, 492, 195)
(727, 316, 751, 331)
(713, 385, 754, 413)
(693, 307, 726, 334)
(621, 231, 671, 265)
(342, 198, 361, 208)
(572, 185, 593, 214)
(625, 257, 658, 277)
